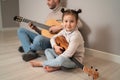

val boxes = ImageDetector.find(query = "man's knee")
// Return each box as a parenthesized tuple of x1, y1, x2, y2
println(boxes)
(17, 27, 26, 34)
(34, 35, 44, 43)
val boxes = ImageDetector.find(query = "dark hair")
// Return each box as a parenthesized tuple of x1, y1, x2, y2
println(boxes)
(61, 8, 82, 21)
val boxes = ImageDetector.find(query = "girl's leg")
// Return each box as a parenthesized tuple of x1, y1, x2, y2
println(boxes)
(44, 49, 60, 72)
(44, 66, 60, 72)
(45, 48, 58, 60)
(43, 56, 77, 68)
(30, 48, 57, 67)
(30, 60, 43, 67)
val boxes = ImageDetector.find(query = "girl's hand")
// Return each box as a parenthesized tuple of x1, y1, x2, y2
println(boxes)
(54, 45, 63, 55)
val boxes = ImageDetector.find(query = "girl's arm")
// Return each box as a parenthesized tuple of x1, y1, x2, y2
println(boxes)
(60, 35, 83, 58)
(50, 30, 64, 48)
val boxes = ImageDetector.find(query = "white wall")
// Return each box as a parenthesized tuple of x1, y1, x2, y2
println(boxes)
(19, 0, 50, 31)
(19, 0, 50, 26)
(19, 0, 120, 56)
(67, 0, 120, 56)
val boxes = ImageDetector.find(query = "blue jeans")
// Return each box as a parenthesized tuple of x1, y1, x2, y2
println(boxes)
(17, 27, 51, 53)
(43, 48, 77, 68)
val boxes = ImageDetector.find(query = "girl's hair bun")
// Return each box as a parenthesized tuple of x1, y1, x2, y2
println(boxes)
(61, 8, 65, 13)
(77, 9, 82, 14)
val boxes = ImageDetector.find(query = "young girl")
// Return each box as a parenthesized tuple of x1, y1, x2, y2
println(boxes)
(30, 8, 99, 80)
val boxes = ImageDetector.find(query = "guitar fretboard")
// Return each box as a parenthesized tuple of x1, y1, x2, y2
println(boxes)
(22, 18, 49, 30)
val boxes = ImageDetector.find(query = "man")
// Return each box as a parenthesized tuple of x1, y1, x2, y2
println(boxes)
(18, 0, 64, 62)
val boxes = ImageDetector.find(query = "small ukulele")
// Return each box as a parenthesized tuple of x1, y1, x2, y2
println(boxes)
(55, 35, 99, 80)
(13, 16, 62, 38)
(55, 35, 68, 54)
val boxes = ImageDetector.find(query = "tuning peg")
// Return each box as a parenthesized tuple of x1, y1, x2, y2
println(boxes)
(91, 66, 93, 69)
(93, 69, 99, 80)
(95, 69, 98, 71)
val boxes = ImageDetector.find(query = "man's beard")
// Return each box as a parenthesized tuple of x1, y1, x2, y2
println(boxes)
(49, 4, 56, 9)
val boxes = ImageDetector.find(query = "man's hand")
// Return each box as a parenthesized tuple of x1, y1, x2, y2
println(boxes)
(49, 26, 62, 34)
(28, 22, 36, 29)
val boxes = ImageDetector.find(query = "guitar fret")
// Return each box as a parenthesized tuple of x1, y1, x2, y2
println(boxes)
(23, 18, 31, 23)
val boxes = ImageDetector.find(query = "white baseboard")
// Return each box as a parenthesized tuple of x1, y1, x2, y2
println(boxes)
(85, 48, 120, 64)
(0, 27, 18, 31)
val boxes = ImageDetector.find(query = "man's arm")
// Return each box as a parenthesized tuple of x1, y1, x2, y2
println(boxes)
(77, 17, 83, 29)
(49, 24, 63, 34)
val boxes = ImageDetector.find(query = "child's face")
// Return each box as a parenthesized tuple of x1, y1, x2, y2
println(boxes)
(63, 14, 77, 32)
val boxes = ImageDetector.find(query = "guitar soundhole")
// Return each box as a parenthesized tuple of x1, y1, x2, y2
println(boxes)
(50, 30, 52, 33)
(58, 43, 60, 46)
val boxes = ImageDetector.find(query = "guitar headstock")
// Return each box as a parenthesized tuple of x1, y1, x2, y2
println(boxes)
(13, 16, 23, 22)
(83, 66, 99, 80)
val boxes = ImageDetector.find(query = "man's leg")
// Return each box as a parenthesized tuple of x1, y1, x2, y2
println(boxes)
(30, 35, 51, 51)
(25, 35, 51, 61)
(18, 46, 24, 53)
(17, 27, 39, 61)
(17, 27, 37, 53)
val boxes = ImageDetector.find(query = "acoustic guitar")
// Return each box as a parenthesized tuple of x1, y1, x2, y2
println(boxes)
(55, 36, 99, 80)
(13, 16, 62, 38)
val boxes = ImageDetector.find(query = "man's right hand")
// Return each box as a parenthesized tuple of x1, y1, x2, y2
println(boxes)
(49, 26, 62, 34)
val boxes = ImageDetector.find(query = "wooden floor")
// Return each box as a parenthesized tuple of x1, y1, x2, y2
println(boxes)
(0, 30, 120, 80)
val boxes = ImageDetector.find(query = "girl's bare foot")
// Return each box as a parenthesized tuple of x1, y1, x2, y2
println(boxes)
(30, 60, 42, 67)
(44, 66, 60, 72)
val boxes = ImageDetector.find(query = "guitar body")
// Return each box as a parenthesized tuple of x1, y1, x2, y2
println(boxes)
(45, 19, 61, 27)
(13, 16, 61, 38)
(42, 19, 61, 38)
(55, 35, 68, 52)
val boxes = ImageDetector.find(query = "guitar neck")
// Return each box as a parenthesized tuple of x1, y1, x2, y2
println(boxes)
(22, 18, 49, 30)
(33, 26, 41, 34)
(14, 16, 62, 38)
(70, 57, 84, 69)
